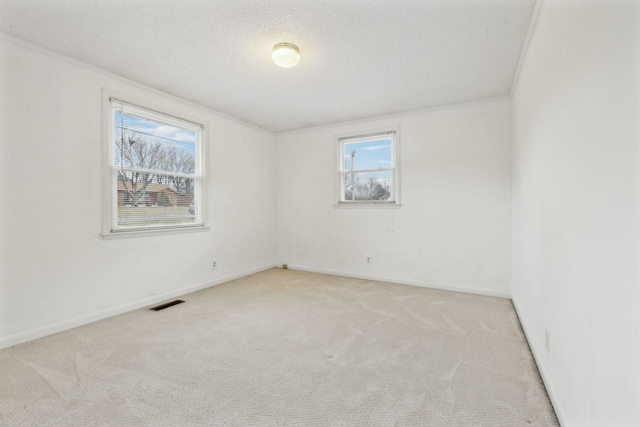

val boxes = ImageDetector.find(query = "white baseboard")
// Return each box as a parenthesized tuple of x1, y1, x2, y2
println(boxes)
(512, 299, 567, 427)
(285, 264, 511, 299)
(0, 264, 276, 351)
(1, 264, 509, 351)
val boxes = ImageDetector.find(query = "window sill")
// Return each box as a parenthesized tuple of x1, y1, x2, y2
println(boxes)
(333, 203, 402, 209)
(102, 225, 210, 240)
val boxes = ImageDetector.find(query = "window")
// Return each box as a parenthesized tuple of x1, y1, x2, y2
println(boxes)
(105, 98, 205, 236)
(338, 130, 398, 205)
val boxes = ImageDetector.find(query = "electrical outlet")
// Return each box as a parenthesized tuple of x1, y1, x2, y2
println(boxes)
(545, 329, 551, 352)
(212, 260, 217, 270)
(365, 255, 372, 265)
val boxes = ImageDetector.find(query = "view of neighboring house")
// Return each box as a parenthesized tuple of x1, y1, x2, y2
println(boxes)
(117, 181, 181, 206)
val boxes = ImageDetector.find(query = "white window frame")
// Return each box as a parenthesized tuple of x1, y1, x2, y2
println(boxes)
(336, 128, 400, 207)
(102, 92, 208, 239)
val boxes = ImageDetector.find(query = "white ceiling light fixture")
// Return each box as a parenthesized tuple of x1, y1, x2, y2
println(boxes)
(272, 43, 300, 68)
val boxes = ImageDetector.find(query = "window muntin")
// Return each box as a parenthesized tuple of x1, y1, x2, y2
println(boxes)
(339, 131, 397, 204)
(109, 99, 204, 233)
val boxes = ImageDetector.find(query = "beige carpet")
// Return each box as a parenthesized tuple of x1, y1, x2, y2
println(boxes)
(0, 268, 558, 426)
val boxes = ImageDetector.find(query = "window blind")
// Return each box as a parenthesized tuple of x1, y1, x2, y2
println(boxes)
(110, 99, 204, 231)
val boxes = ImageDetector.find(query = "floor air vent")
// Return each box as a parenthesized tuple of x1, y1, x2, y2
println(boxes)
(150, 300, 185, 311)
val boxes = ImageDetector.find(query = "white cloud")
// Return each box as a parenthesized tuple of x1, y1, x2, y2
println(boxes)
(362, 144, 390, 151)
(173, 131, 196, 142)
(130, 123, 195, 143)
(151, 125, 194, 141)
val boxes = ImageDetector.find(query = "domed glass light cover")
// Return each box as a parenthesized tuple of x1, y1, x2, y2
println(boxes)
(272, 43, 300, 68)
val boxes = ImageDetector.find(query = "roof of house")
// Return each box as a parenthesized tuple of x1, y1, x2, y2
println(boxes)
(117, 181, 177, 193)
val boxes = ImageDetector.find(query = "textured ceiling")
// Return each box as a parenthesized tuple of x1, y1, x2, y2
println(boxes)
(0, 0, 536, 133)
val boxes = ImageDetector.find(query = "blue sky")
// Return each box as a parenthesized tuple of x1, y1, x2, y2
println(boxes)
(343, 137, 392, 171)
(114, 111, 196, 155)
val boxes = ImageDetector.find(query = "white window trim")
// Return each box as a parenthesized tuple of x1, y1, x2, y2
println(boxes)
(101, 90, 209, 239)
(334, 127, 401, 207)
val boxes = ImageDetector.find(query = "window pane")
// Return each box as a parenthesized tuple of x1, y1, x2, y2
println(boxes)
(343, 137, 392, 171)
(109, 99, 204, 234)
(343, 171, 392, 201)
(116, 175, 196, 228)
(113, 110, 196, 173)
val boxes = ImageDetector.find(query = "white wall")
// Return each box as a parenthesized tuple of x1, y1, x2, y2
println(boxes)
(0, 36, 277, 349)
(511, 1, 640, 425)
(276, 99, 512, 297)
